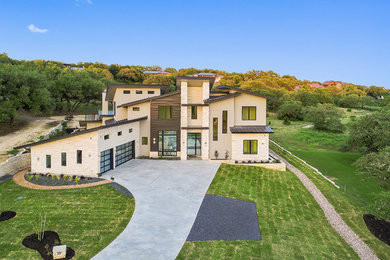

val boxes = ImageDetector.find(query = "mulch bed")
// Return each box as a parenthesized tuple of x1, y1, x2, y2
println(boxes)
(22, 231, 75, 260)
(363, 214, 390, 246)
(25, 173, 105, 187)
(187, 194, 261, 241)
(0, 211, 16, 222)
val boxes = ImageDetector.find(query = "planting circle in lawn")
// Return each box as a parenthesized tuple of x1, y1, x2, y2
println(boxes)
(0, 211, 16, 222)
(363, 214, 390, 246)
(22, 231, 75, 260)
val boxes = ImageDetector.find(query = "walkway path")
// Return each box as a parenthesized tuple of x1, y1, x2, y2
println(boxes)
(93, 159, 220, 260)
(12, 169, 111, 190)
(270, 150, 378, 260)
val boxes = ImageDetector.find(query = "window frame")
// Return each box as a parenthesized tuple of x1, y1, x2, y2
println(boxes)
(213, 117, 218, 141)
(142, 137, 148, 145)
(123, 90, 131, 94)
(46, 155, 51, 168)
(133, 107, 140, 111)
(243, 140, 258, 154)
(191, 106, 197, 120)
(104, 134, 109, 140)
(118, 131, 122, 136)
(77, 150, 82, 164)
(158, 106, 172, 120)
(242, 106, 256, 120)
(129, 128, 133, 133)
(148, 90, 155, 94)
(136, 90, 143, 94)
(222, 110, 228, 134)
(61, 152, 67, 166)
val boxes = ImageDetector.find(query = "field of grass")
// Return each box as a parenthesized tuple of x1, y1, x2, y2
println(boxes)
(0, 180, 134, 259)
(270, 143, 390, 259)
(177, 164, 358, 259)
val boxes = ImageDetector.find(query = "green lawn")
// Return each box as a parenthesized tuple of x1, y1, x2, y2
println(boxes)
(177, 164, 358, 259)
(270, 143, 390, 259)
(0, 180, 134, 259)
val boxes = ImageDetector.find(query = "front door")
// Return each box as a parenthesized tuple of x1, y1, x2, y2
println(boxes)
(187, 133, 201, 158)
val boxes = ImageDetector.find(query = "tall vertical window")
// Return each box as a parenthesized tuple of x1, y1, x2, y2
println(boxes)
(242, 106, 256, 120)
(77, 150, 82, 164)
(243, 140, 258, 154)
(46, 155, 51, 168)
(61, 152, 67, 166)
(158, 106, 172, 120)
(222, 111, 228, 134)
(213, 118, 218, 141)
(142, 137, 148, 145)
(191, 106, 197, 119)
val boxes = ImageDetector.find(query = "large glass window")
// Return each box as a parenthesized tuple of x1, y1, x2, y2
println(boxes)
(158, 131, 177, 156)
(191, 106, 197, 119)
(213, 118, 218, 141)
(222, 111, 228, 134)
(243, 140, 258, 154)
(61, 152, 66, 166)
(242, 106, 256, 120)
(158, 106, 172, 120)
(142, 137, 148, 145)
(46, 155, 51, 168)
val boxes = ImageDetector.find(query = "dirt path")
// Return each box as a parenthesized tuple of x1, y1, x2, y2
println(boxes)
(270, 150, 379, 260)
(0, 116, 65, 163)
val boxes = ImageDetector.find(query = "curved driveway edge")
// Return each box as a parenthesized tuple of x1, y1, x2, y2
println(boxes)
(270, 150, 378, 260)
(93, 159, 220, 260)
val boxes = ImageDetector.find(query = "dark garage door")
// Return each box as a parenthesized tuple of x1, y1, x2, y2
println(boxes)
(115, 140, 135, 167)
(100, 148, 113, 173)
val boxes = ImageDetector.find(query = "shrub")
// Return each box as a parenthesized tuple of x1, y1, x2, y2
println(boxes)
(75, 176, 80, 184)
(304, 104, 345, 132)
(35, 175, 40, 181)
(277, 101, 304, 121)
(111, 177, 115, 181)
(347, 108, 352, 112)
(283, 118, 291, 125)
(337, 94, 360, 108)
(51, 174, 56, 180)
(27, 175, 33, 181)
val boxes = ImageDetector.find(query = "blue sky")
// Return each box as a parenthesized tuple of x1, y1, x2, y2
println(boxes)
(0, 0, 389, 87)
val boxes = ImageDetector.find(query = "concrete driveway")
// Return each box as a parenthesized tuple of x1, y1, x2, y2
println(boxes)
(92, 159, 220, 260)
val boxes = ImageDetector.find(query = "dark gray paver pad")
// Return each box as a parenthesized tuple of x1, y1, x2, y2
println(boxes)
(107, 182, 133, 197)
(187, 194, 261, 241)
(0, 175, 12, 185)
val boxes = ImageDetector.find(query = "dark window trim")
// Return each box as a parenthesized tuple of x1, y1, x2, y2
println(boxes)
(243, 140, 258, 154)
(129, 128, 133, 133)
(191, 106, 197, 119)
(118, 131, 122, 136)
(242, 106, 256, 121)
(104, 134, 109, 140)
(136, 90, 143, 94)
(61, 152, 66, 166)
(222, 110, 228, 134)
(158, 106, 172, 120)
(77, 150, 82, 164)
(46, 154, 51, 168)
(158, 130, 178, 156)
(148, 90, 155, 94)
(213, 117, 218, 141)
(133, 107, 140, 111)
(123, 90, 131, 94)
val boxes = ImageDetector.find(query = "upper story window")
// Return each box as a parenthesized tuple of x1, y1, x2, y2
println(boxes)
(191, 106, 197, 119)
(158, 106, 172, 120)
(242, 106, 256, 120)
(129, 128, 133, 133)
(118, 131, 122, 136)
(148, 90, 155, 94)
(222, 111, 228, 134)
(104, 134, 109, 140)
(133, 107, 140, 111)
(136, 90, 143, 94)
(123, 90, 131, 94)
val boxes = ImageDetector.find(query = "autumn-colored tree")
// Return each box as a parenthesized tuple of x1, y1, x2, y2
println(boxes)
(143, 75, 175, 85)
(116, 67, 146, 83)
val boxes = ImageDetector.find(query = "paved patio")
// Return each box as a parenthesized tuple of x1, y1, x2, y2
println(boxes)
(92, 159, 220, 260)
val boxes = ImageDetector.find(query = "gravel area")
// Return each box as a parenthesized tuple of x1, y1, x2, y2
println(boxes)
(187, 194, 261, 241)
(25, 174, 105, 186)
(270, 150, 379, 260)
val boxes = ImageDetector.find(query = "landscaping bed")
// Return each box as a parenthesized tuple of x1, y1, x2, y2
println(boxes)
(0, 211, 16, 222)
(24, 173, 105, 186)
(363, 214, 390, 246)
(22, 231, 75, 260)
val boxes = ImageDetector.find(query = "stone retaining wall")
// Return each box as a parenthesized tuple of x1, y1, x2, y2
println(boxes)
(0, 153, 31, 177)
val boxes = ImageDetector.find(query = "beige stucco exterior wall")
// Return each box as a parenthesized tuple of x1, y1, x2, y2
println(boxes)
(113, 87, 160, 107)
(127, 102, 151, 157)
(187, 85, 203, 103)
(115, 107, 128, 121)
(186, 106, 202, 126)
(180, 129, 187, 160)
(234, 93, 267, 125)
(102, 91, 108, 114)
(209, 98, 235, 159)
(31, 131, 99, 177)
(97, 121, 140, 158)
(231, 133, 269, 161)
(86, 121, 102, 129)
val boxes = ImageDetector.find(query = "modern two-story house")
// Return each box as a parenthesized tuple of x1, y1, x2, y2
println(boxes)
(16, 77, 274, 177)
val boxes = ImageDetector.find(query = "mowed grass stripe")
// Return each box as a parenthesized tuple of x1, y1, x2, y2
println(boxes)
(177, 164, 357, 260)
(0, 180, 134, 259)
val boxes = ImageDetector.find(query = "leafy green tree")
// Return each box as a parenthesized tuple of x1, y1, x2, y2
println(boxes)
(337, 94, 360, 108)
(116, 67, 146, 83)
(354, 146, 390, 190)
(164, 67, 177, 74)
(347, 110, 390, 153)
(304, 104, 345, 132)
(143, 75, 175, 85)
(366, 85, 389, 98)
(292, 90, 319, 107)
(277, 101, 304, 120)
(359, 95, 376, 109)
